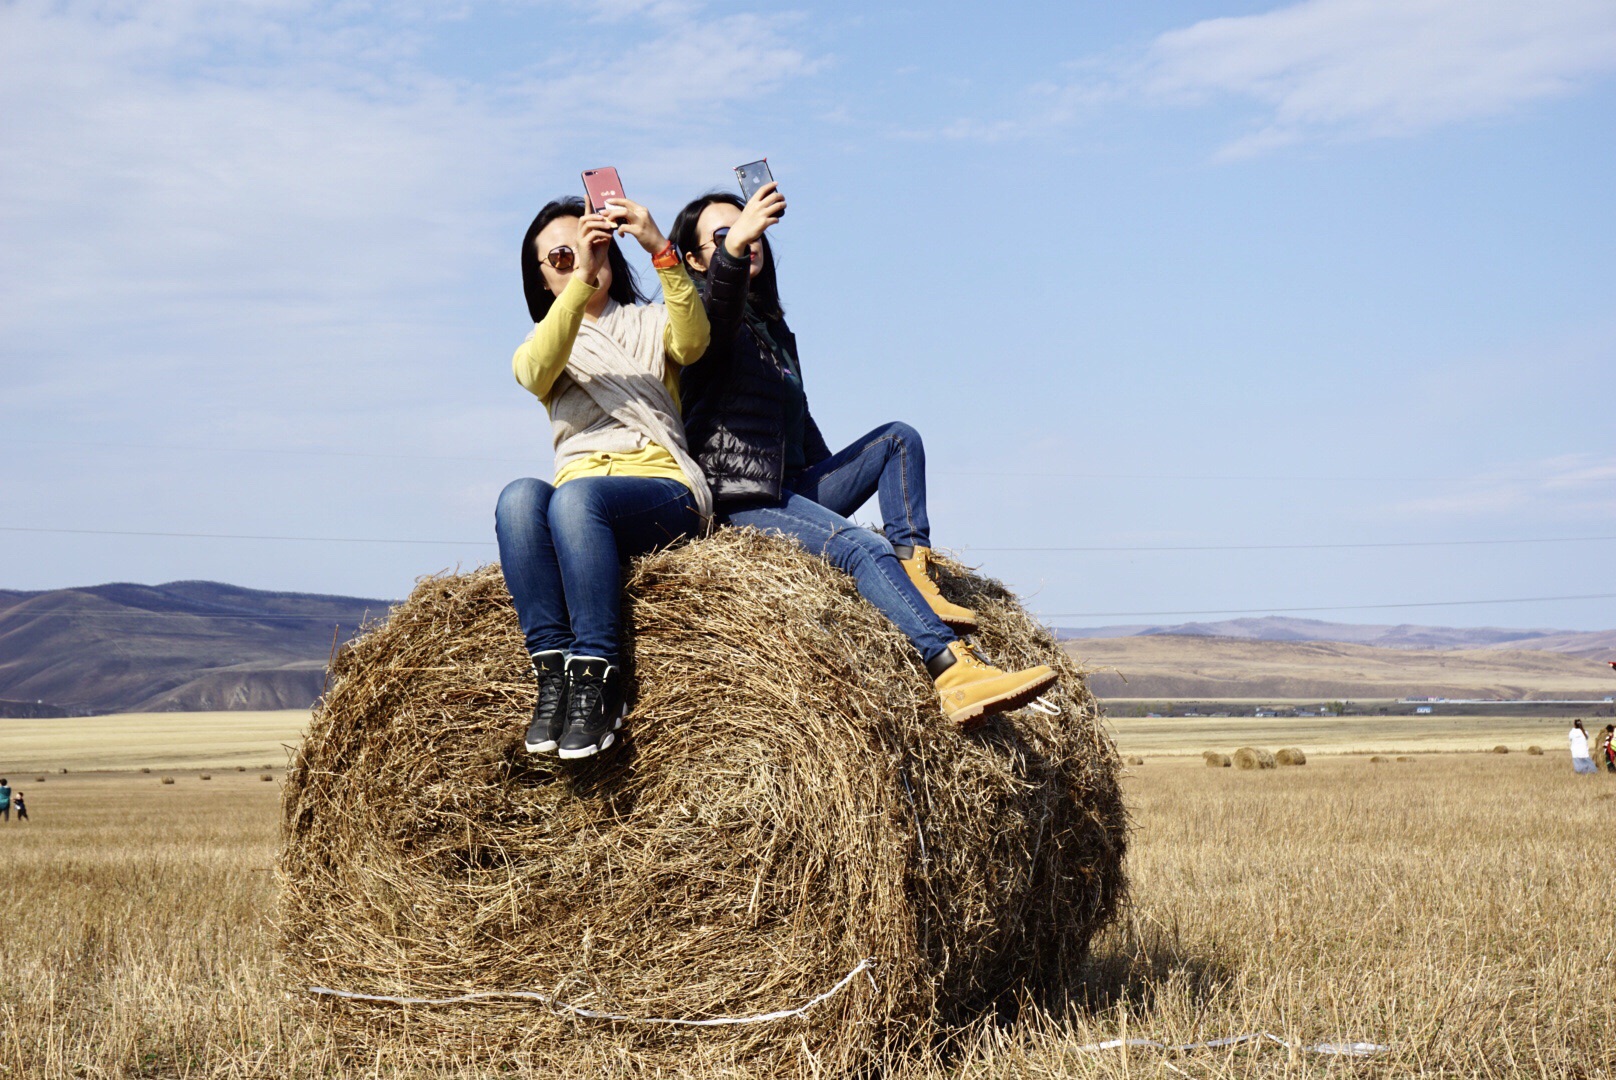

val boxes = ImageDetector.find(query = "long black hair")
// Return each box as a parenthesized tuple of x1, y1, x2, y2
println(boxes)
(671, 191, 784, 320)
(520, 197, 645, 323)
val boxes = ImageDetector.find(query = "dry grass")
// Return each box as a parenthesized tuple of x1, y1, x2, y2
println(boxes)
(0, 710, 306, 773)
(4, 756, 1613, 1076)
(1111, 712, 1588, 756)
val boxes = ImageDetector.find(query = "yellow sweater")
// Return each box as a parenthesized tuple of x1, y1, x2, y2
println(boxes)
(512, 265, 708, 489)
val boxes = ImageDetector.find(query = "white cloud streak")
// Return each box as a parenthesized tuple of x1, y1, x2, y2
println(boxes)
(1145, 0, 1616, 156)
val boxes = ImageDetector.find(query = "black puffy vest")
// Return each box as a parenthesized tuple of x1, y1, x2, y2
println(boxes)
(680, 246, 830, 505)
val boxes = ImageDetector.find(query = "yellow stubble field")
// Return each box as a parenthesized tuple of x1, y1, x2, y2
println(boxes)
(0, 711, 1612, 1077)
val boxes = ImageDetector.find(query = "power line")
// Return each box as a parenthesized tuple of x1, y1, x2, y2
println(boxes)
(6, 438, 1613, 485)
(1040, 592, 1616, 619)
(3, 611, 375, 620)
(7, 525, 1616, 554)
(0, 526, 494, 546)
(968, 535, 1616, 553)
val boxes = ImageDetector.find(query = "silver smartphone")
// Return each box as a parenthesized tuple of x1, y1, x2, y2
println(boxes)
(734, 159, 773, 202)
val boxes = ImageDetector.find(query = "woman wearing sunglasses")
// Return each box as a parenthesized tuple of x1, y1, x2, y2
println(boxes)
(671, 185, 1056, 728)
(498, 195, 710, 760)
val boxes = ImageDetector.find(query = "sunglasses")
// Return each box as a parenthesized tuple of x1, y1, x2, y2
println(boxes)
(545, 245, 576, 273)
(704, 226, 755, 253)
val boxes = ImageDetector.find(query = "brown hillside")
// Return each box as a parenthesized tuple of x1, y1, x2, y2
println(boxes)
(1069, 634, 1616, 700)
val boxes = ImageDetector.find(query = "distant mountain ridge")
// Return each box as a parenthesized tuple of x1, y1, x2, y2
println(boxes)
(1056, 615, 1616, 657)
(0, 581, 391, 715)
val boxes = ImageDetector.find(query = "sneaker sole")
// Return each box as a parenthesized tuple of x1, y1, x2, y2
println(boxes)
(948, 670, 1059, 731)
(555, 716, 625, 761)
(525, 738, 559, 755)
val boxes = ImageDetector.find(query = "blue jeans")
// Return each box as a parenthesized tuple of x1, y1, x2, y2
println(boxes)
(725, 422, 956, 664)
(495, 475, 698, 664)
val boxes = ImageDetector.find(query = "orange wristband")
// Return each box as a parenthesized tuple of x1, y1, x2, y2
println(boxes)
(651, 240, 679, 269)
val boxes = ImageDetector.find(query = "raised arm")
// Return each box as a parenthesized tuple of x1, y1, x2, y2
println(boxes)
(512, 276, 595, 401)
(657, 263, 710, 367)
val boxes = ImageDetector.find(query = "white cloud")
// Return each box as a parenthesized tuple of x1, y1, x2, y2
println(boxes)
(1388, 455, 1616, 520)
(1143, 0, 1616, 156)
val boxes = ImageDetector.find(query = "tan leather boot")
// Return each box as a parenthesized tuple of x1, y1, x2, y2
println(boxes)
(899, 546, 978, 632)
(931, 641, 1057, 729)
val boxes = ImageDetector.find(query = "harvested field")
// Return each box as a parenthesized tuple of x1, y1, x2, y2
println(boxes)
(280, 531, 1125, 1075)
(3, 755, 1612, 1076)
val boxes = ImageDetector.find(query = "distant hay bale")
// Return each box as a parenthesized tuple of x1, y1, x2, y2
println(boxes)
(161, 776, 175, 785)
(34, 776, 45, 783)
(261, 773, 274, 782)
(1202, 750, 1232, 768)
(199, 773, 212, 781)
(1526, 745, 1544, 756)
(1492, 745, 1510, 755)
(280, 529, 1127, 1074)
(1369, 756, 1388, 764)
(1127, 755, 1145, 766)
(140, 767, 151, 774)
(236, 765, 247, 772)
(1274, 747, 1307, 766)
(1395, 756, 1412, 763)
(1232, 746, 1276, 770)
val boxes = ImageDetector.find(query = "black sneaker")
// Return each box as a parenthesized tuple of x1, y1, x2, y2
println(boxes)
(524, 650, 569, 755)
(556, 656, 625, 760)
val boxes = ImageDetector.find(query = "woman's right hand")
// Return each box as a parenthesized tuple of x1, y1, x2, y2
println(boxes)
(574, 212, 616, 287)
(724, 182, 785, 258)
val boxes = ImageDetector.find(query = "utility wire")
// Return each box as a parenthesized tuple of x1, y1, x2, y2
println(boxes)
(7, 525, 1616, 553)
(5, 438, 1613, 485)
(0, 526, 492, 546)
(968, 535, 1616, 553)
(1040, 592, 1616, 619)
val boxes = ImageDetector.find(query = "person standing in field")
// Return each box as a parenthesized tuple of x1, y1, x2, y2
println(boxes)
(0, 778, 10, 822)
(1569, 719, 1598, 774)
(671, 184, 1057, 728)
(1601, 723, 1615, 773)
(497, 193, 711, 761)
(11, 790, 25, 822)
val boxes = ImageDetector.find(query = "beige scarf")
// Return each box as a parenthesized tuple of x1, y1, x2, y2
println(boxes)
(556, 298, 713, 521)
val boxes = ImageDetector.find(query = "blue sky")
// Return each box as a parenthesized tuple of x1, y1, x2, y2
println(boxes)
(2, 0, 1614, 630)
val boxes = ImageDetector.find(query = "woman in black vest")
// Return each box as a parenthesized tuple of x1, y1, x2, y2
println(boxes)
(672, 184, 1055, 729)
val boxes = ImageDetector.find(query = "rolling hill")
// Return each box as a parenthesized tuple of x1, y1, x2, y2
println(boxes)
(1058, 615, 1616, 657)
(0, 581, 389, 715)
(1068, 633, 1616, 701)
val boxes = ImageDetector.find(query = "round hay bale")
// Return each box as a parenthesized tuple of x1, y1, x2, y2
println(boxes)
(1127, 755, 1145, 766)
(1395, 756, 1412, 763)
(1201, 750, 1231, 768)
(34, 776, 45, 783)
(261, 773, 274, 782)
(199, 773, 212, 781)
(1232, 746, 1276, 770)
(1526, 745, 1544, 756)
(161, 776, 175, 785)
(140, 767, 151, 774)
(1492, 745, 1510, 754)
(1274, 747, 1307, 766)
(1369, 756, 1388, 764)
(280, 529, 1126, 1074)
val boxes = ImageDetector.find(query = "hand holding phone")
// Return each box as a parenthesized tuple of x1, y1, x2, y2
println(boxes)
(724, 180, 786, 258)
(603, 197, 670, 256)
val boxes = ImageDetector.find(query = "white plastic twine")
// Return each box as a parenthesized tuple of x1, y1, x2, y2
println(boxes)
(308, 957, 878, 1028)
(1070, 1031, 1387, 1057)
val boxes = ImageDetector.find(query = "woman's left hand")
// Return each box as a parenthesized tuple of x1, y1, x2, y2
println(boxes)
(604, 198, 669, 256)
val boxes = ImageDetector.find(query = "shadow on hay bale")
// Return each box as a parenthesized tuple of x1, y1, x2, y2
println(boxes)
(1274, 747, 1306, 766)
(280, 529, 1127, 1075)
(1232, 747, 1275, 770)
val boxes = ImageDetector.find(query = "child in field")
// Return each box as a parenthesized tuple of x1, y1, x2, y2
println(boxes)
(0, 778, 10, 822)
(12, 790, 25, 822)
(1569, 720, 1598, 774)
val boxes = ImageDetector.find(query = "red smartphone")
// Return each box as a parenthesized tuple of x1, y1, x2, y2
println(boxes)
(582, 167, 625, 216)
